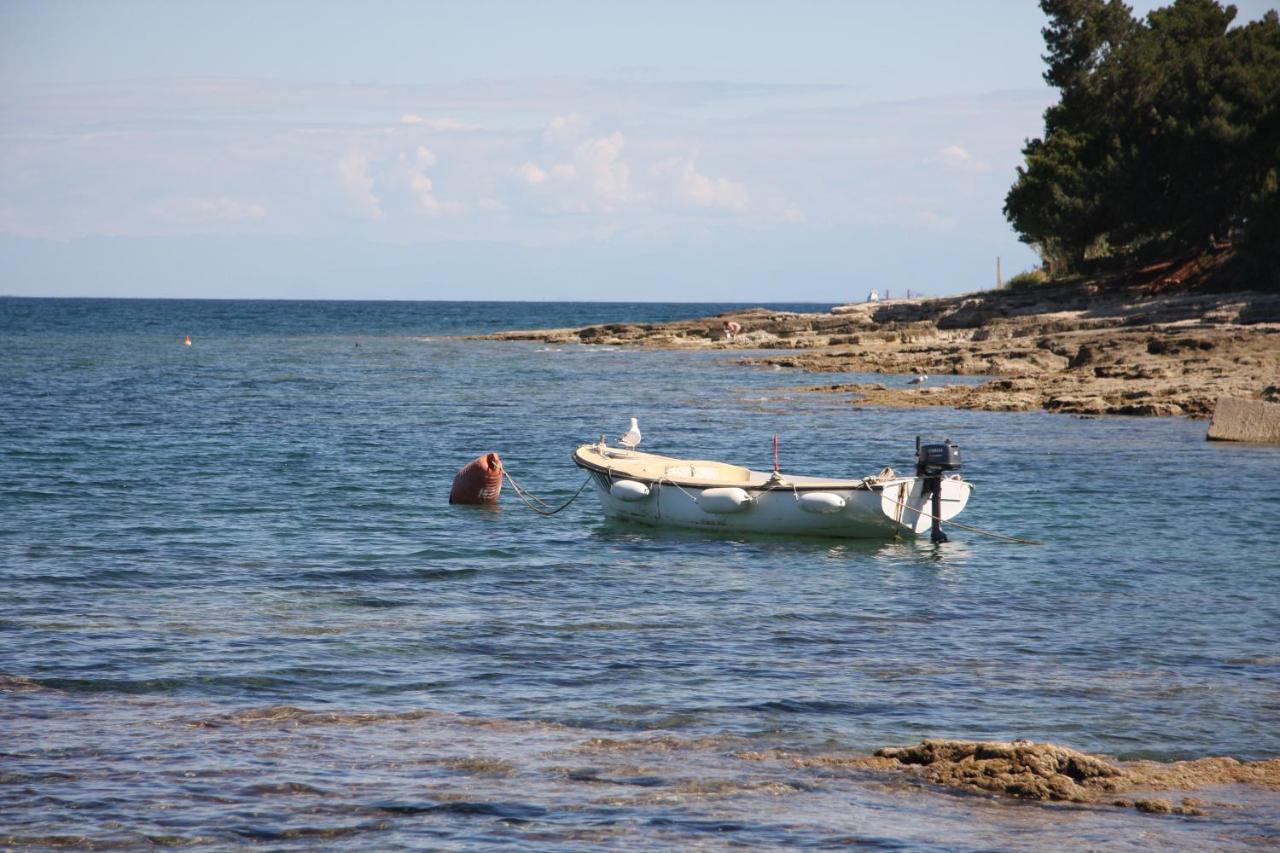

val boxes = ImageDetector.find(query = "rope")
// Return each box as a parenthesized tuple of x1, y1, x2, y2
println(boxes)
(503, 469, 593, 517)
(935, 516, 1044, 545)
(513, 477, 554, 509)
(879, 488, 1044, 545)
(656, 476, 703, 504)
(656, 474, 793, 507)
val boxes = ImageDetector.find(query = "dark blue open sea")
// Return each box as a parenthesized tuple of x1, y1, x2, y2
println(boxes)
(2, 297, 1278, 849)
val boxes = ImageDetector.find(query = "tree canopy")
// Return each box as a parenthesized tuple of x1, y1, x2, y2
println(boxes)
(1005, 0, 1280, 282)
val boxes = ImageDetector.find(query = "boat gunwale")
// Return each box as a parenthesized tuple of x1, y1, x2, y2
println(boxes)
(571, 445, 902, 493)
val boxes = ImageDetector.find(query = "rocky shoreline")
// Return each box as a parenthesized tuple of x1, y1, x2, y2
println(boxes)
(475, 268, 1280, 420)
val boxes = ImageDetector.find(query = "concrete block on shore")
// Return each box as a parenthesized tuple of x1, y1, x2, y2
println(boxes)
(1206, 396, 1280, 443)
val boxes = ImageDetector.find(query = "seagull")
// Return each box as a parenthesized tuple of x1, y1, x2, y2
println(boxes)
(908, 374, 928, 385)
(619, 417, 641, 450)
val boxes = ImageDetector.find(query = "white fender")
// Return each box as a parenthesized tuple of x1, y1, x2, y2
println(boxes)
(698, 487, 753, 514)
(797, 492, 846, 514)
(610, 479, 651, 502)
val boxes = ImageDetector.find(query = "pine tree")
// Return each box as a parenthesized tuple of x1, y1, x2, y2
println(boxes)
(1005, 1, 1280, 282)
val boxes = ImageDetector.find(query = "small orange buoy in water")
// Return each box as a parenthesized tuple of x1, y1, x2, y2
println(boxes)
(450, 452, 503, 505)
(183, 335, 192, 346)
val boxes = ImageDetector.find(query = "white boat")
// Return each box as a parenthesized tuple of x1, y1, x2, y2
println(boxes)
(571, 440, 973, 540)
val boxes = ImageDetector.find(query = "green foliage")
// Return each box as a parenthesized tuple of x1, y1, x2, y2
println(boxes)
(1005, 1, 1280, 278)
(1005, 270, 1049, 289)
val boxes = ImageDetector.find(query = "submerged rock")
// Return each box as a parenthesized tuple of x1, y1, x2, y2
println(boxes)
(873, 739, 1122, 803)
(868, 738, 1280, 814)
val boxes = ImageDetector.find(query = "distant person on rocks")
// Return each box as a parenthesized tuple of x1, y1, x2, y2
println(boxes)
(723, 320, 742, 341)
(867, 289, 879, 303)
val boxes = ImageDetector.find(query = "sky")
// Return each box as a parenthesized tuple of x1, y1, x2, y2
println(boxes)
(1, 0, 1275, 301)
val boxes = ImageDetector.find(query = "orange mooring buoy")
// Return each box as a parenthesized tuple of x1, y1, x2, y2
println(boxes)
(450, 452, 503, 505)
(183, 335, 192, 346)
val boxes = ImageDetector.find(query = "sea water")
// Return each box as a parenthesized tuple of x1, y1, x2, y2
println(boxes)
(2, 297, 1278, 849)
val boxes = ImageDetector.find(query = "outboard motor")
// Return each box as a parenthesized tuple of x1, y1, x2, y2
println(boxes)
(916, 437, 961, 544)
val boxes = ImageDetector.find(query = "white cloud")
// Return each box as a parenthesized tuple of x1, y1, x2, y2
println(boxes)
(399, 114, 475, 131)
(149, 197, 267, 223)
(515, 131, 635, 211)
(516, 162, 548, 184)
(401, 146, 463, 215)
(408, 172, 438, 209)
(935, 144, 990, 172)
(511, 124, 771, 221)
(1, 72, 1047, 262)
(574, 133, 632, 203)
(414, 146, 437, 168)
(651, 157, 748, 212)
(337, 152, 384, 219)
(543, 113, 586, 144)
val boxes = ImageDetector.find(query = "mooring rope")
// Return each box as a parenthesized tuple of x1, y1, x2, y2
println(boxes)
(503, 470, 593, 517)
(655, 476, 701, 504)
(937, 516, 1045, 545)
(879, 490, 1044, 545)
(513, 478, 554, 509)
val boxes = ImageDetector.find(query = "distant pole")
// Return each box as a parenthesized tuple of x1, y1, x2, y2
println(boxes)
(996, 256, 1003, 289)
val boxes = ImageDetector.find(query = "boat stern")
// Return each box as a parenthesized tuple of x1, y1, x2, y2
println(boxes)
(879, 475, 972, 535)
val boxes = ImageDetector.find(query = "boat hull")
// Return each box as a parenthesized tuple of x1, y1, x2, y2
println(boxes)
(579, 467, 970, 539)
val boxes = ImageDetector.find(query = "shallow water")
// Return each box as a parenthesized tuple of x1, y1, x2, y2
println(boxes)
(2, 297, 1278, 848)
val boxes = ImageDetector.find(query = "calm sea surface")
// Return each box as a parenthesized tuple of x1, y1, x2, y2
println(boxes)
(2, 297, 1278, 849)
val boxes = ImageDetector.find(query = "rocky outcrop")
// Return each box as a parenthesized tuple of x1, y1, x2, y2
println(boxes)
(873, 739, 1125, 803)
(863, 739, 1280, 815)
(761, 737, 1280, 817)
(470, 282, 1280, 420)
(1207, 396, 1280, 443)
